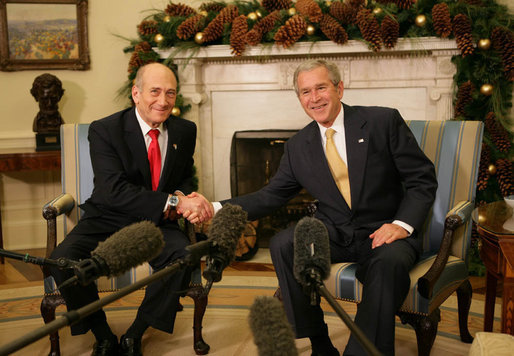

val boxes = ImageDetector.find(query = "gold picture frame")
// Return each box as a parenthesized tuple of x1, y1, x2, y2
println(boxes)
(0, 0, 89, 71)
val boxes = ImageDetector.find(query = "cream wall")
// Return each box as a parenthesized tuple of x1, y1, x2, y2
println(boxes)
(0, 0, 207, 250)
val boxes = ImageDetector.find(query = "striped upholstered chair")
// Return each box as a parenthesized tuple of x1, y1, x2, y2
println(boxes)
(325, 119, 484, 356)
(40, 124, 209, 356)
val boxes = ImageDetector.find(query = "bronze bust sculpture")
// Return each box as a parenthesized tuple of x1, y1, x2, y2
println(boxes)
(31, 73, 65, 134)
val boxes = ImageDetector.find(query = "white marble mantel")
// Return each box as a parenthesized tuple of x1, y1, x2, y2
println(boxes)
(157, 37, 459, 201)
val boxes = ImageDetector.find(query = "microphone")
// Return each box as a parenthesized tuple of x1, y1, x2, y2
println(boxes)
(59, 221, 164, 288)
(201, 203, 247, 292)
(248, 296, 298, 356)
(293, 217, 383, 356)
(293, 216, 331, 302)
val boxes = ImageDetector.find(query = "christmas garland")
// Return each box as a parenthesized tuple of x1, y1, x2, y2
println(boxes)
(123, 0, 513, 274)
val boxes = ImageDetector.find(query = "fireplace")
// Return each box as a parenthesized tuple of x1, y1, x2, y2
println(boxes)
(230, 129, 314, 246)
(157, 38, 459, 203)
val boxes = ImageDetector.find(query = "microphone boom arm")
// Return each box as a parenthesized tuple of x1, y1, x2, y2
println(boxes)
(0, 248, 76, 269)
(307, 270, 383, 356)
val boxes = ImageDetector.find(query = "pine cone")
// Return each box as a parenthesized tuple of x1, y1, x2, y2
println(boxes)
(274, 15, 307, 49)
(199, 2, 226, 13)
(453, 14, 475, 57)
(454, 81, 475, 118)
(375, 0, 415, 10)
(165, 3, 196, 17)
(432, 3, 452, 38)
(128, 42, 155, 74)
(485, 112, 512, 154)
(496, 158, 514, 197)
(230, 15, 248, 56)
(491, 27, 514, 82)
(262, 0, 293, 12)
(380, 15, 399, 49)
(137, 20, 158, 37)
(177, 14, 204, 40)
(330, 1, 359, 25)
(477, 143, 490, 191)
(246, 10, 281, 46)
(356, 8, 382, 52)
(320, 14, 348, 45)
(296, 0, 323, 23)
(203, 5, 239, 43)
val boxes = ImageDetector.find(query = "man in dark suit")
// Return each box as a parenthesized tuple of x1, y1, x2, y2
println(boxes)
(50, 62, 213, 356)
(205, 59, 438, 355)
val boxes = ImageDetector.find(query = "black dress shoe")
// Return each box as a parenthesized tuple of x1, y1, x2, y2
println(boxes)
(91, 338, 119, 356)
(120, 334, 142, 356)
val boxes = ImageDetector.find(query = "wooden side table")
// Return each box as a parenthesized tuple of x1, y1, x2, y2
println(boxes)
(472, 201, 514, 334)
(0, 149, 61, 263)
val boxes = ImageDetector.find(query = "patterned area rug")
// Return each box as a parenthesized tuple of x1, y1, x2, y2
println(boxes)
(0, 271, 501, 356)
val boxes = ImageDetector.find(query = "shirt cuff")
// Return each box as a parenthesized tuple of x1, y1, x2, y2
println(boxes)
(392, 220, 414, 236)
(213, 202, 222, 214)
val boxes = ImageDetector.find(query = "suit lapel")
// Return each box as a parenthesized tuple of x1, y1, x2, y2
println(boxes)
(344, 104, 368, 209)
(124, 109, 153, 189)
(158, 118, 181, 191)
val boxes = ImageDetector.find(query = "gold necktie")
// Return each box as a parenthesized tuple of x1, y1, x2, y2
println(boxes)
(325, 128, 351, 208)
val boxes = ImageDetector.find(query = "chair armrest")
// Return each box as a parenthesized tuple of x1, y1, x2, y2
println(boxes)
(42, 193, 75, 261)
(417, 201, 474, 299)
(42, 193, 75, 220)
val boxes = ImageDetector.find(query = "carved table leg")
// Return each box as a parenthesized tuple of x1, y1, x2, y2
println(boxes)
(484, 270, 498, 332)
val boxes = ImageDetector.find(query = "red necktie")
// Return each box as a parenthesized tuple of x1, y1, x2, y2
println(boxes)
(147, 129, 161, 191)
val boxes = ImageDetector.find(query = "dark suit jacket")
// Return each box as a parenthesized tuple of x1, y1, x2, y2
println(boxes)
(226, 103, 437, 254)
(79, 107, 197, 230)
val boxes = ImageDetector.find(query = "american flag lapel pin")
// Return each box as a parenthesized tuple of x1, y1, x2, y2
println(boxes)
(358, 138, 364, 143)
(173, 143, 178, 150)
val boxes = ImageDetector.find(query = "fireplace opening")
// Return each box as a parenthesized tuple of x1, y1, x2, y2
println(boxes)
(230, 130, 314, 250)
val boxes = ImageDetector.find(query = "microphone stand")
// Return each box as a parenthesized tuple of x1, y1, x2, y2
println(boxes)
(307, 269, 383, 356)
(0, 248, 76, 269)
(0, 240, 211, 356)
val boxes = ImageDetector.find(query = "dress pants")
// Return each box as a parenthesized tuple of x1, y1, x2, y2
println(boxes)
(49, 217, 191, 335)
(269, 224, 418, 356)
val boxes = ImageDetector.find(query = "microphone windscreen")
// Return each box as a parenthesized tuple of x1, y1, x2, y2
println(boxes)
(248, 296, 298, 356)
(293, 216, 331, 287)
(208, 203, 247, 265)
(92, 221, 164, 277)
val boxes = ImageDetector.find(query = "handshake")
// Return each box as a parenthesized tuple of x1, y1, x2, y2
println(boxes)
(164, 192, 214, 224)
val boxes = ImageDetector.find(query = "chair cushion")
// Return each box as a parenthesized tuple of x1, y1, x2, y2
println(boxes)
(327, 255, 468, 314)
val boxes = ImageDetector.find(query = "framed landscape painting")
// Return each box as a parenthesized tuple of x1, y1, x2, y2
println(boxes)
(0, 0, 89, 71)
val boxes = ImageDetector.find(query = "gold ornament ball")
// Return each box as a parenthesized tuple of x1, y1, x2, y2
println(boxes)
(195, 32, 205, 44)
(478, 38, 491, 50)
(248, 12, 258, 21)
(480, 84, 493, 96)
(171, 107, 181, 117)
(306, 25, 315, 36)
(373, 7, 383, 15)
(326, 0, 332, 6)
(200, 10, 208, 17)
(163, 15, 171, 23)
(154, 34, 164, 43)
(488, 164, 497, 175)
(256, 10, 263, 18)
(415, 14, 427, 27)
(288, 8, 297, 16)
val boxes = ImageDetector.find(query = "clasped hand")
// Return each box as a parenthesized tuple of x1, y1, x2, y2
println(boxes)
(176, 192, 214, 224)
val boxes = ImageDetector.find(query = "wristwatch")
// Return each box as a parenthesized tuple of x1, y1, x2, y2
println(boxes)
(167, 195, 180, 210)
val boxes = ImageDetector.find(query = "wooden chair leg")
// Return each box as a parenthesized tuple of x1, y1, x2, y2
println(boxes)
(40, 294, 66, 356)
(187, 285, 210, 355)
(399, 308, 440, 356)
(456, 279, 474, 343)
